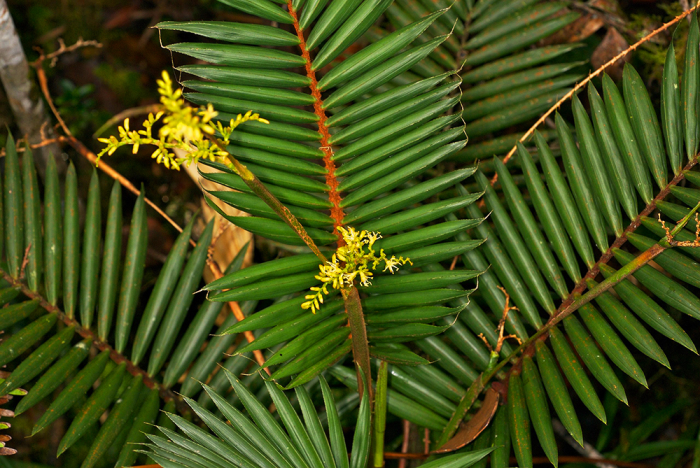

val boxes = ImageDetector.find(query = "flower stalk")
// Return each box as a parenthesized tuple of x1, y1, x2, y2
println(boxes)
(97, 71, 328, 262)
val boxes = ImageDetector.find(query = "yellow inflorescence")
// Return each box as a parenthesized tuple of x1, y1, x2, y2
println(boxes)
(97, 71, 269, 169)
(302, 227, 412, 314)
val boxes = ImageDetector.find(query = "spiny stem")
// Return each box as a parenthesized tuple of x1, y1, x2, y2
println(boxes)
(285, 0, 345, 236)
(285, 0, 373, 398)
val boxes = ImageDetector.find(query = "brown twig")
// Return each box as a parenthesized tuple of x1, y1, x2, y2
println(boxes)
(30, 37, 102, 68)
(17, 245, 31, 281)
(398, 420, 410, 468)
(495, 286, 521, 351)
(491, 3, 700, 186)
(285, 0, 373, 399)
(0, 136, 69, 158)
(659, 212, 700, 247)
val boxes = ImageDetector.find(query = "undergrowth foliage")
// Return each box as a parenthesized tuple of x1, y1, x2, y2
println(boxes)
(428, 11, 700, 468)
(4, 0, 700, 466)
(0, 139, 279, 466)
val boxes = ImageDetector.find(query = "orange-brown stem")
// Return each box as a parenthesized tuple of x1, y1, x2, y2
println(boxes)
(286, 1, 373, 397)
(286, 1, 345, 237)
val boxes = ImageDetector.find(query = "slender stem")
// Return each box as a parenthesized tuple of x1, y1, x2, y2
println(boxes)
(344, 287, 373, 401)
(374, 361, 389, 468)
(219, 148, 328, 263)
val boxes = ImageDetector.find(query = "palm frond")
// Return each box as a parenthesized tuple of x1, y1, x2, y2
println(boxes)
(155, 0, 488, 388)
(409, 12, 700, 467)
(0, 140, 265, 466)
(142, 373, 495, 468)
(368, 0, 583, 163)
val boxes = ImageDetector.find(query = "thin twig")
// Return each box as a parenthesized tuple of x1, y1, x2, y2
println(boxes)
(659, 212, 700, 246)
(0, 136, 69, 158)
(30, 37, 102, 68)
(398, 420, 411, 468)
(285, 0, 373, 399)
(18, 244, 31, 281)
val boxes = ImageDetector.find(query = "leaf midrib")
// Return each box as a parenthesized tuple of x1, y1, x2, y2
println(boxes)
(286, 1, 345, 239)
(0, 268, 186, 412)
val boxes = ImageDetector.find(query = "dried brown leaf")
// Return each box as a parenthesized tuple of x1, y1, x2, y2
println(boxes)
(592, 27, 630, 81)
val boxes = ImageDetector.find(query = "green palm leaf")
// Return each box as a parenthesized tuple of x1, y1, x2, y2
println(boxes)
(155, 0, 487, 389)
(0, 143, 263, 466)
(377, 0, 584, 163)
(142, 373, 494, 468)
(428, 11, 700, 468)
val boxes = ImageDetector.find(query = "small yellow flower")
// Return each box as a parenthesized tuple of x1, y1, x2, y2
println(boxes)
(96, 70, 268, 168)
(301, 227, 412, 313)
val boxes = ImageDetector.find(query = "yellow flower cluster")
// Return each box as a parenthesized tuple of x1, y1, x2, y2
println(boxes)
(96, 71, 269, 169)
(302, 227, 412, 314)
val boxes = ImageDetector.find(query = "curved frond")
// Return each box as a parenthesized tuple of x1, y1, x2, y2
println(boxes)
(143, 373, 494, 468)
(0, 143, 262, 466)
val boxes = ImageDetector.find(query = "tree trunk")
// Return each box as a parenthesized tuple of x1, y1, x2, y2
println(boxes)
(0, 0, 64, 178)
